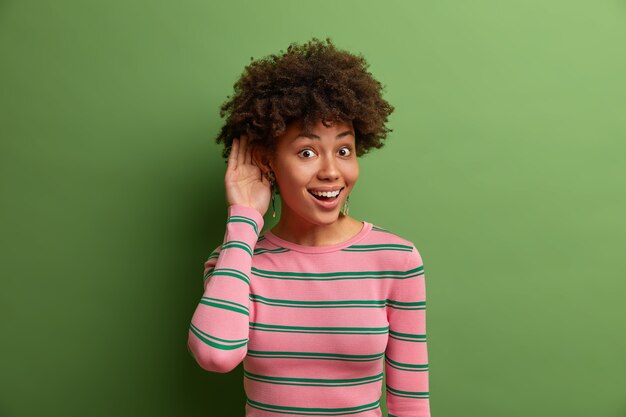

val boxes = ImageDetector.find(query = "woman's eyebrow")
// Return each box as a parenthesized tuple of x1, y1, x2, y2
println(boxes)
(294, 130, 354, 140)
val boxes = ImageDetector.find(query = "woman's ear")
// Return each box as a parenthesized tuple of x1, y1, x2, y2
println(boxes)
(251, 144, 272, 176)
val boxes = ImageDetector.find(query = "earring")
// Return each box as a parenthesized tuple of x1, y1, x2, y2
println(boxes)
(266, 170, 277, 218)
(341, 194, 350, 216)
(271, 184, 277, 218)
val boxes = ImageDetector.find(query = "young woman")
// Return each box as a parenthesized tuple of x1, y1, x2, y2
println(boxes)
(188, 38, 431, 417)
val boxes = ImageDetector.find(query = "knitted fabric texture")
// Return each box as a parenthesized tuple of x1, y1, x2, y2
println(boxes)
(188, 204, 431, 417)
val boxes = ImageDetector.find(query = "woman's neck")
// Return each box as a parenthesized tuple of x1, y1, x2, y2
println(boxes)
(270, 213, 362, 247)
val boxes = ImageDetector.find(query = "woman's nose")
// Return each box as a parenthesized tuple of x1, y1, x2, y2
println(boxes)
(317, 156, 340, 180)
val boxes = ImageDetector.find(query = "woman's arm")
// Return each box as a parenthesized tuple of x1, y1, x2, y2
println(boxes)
(187, 204, 263, 373)
(385, 245, 431, 416)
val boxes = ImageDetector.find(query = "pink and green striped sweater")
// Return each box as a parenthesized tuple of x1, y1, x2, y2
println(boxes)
(188, 204, 431, 416)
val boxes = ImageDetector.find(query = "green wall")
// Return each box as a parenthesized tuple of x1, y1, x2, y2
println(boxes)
(1, 1, 625, 416)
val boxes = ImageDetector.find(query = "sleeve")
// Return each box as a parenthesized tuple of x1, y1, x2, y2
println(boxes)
(187, 204, 264, 373)
(384, 244, 431, 417)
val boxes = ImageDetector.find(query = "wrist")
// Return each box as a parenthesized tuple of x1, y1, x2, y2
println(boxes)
(227, 204, 265, 232)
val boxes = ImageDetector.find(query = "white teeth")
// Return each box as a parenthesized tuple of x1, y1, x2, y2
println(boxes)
(310, 190, 340, 198)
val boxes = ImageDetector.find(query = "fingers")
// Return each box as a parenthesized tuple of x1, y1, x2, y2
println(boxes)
(230, 135, 253, 170)
(228, 137, 238, 170)
(236, 135, 244, 167)
(241, 134, 251, 165)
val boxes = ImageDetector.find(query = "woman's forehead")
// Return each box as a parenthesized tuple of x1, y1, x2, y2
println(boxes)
(286, 118, 354, 135)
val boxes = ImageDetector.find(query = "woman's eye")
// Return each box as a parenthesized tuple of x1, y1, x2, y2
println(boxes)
(340, 146, 352, 156)
(298, 147, 352, 158)
(299, 149, 315, 158)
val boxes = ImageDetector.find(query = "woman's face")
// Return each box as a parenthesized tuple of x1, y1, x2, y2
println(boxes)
(268, 119, 359, 226)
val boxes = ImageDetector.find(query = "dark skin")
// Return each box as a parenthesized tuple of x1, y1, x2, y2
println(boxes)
(235, 120, 364, 247)
(224, 134, 272, 216)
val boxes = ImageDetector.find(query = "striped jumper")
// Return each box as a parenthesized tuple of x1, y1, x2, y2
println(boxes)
(188, 204, 431, 417)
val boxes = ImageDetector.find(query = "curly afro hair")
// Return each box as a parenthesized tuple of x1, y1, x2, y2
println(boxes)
(215, 37, 395, 160)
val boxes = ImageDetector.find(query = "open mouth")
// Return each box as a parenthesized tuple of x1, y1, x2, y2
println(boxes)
(308, 188, 343, 201)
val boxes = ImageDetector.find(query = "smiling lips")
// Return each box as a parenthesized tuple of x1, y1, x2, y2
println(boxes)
(309, 189, 342, 198)
(308, 187, 343, 209)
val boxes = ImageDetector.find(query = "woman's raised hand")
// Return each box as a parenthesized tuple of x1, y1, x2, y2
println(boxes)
(224, 135, 272, 216)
